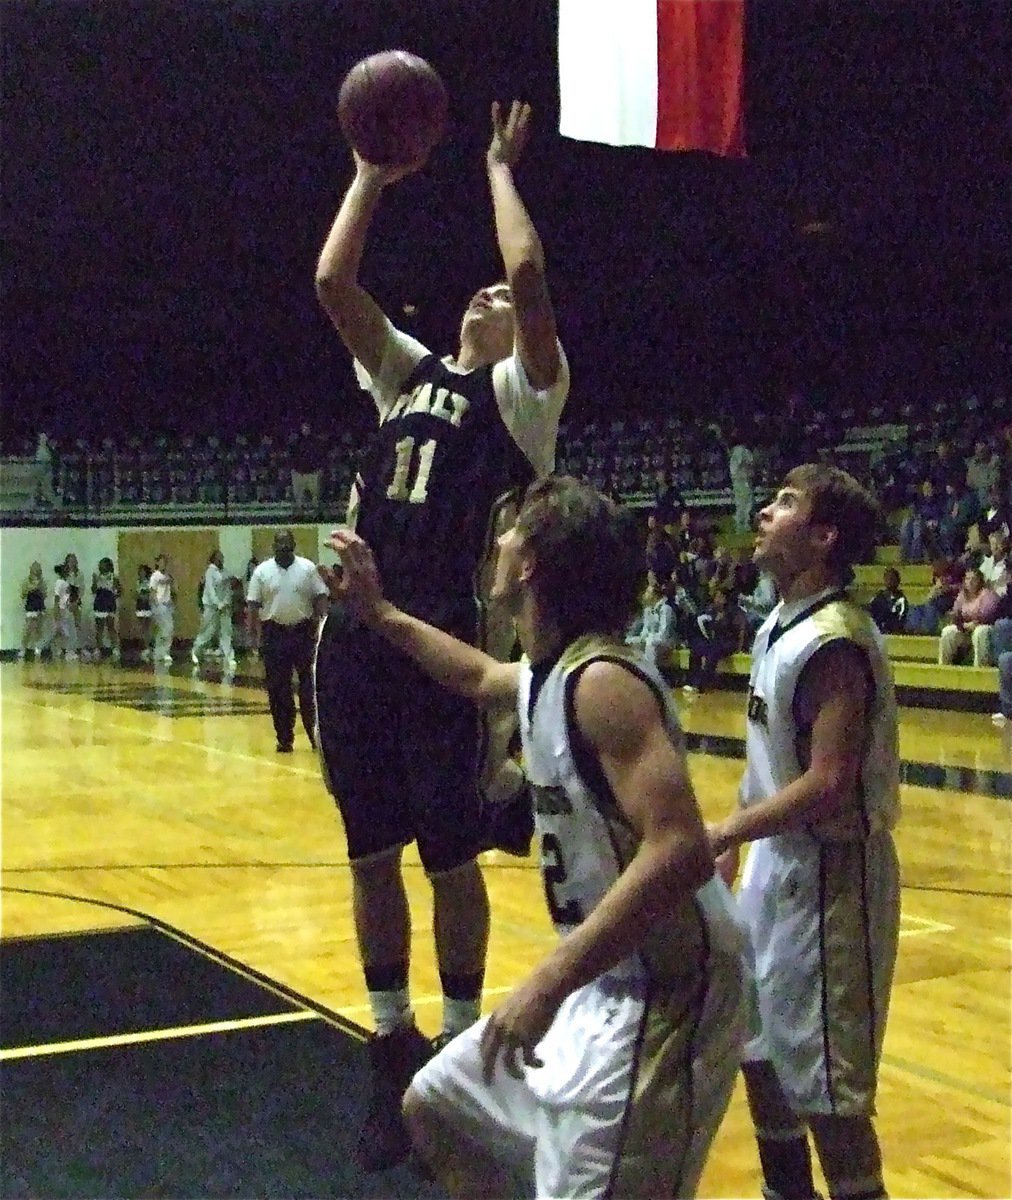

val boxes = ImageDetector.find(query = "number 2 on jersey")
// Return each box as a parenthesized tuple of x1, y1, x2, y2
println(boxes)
(386, 436, 436, 503)
(542, 831, 584, 926)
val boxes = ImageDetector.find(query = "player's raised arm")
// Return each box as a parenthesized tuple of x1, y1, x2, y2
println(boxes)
(486, 102, 561, 390)
(328, 529, 520, 709)
(314, 153, 427, 380)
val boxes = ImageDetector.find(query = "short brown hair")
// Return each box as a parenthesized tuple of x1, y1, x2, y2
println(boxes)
(516, 476, 642, 640)
(783, 463, 880, 576)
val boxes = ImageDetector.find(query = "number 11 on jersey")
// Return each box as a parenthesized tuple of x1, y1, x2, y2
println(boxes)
(387, 436, 437, 504)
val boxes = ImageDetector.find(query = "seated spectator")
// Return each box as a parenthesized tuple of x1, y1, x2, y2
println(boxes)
(965, 437, 1001, 508)
(938, 567, 1000, 667)
(625, 576, 678, 681)
(979, 531, 1010, 597)
(938, 475, 981, 558)
(977, 484, 1012, 546)
(644, 513, 677, 583)
(899, 479, 943, 564)
(682, 585, 741, 694)
(904, 555, 963, 635)
(737, 566, 777, 638)
(868, 567, 908, 634)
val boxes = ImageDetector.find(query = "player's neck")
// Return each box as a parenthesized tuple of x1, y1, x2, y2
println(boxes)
(453, 343, 493, 372)
(776, 562, 841, 606)
(516, 605, 562, 663)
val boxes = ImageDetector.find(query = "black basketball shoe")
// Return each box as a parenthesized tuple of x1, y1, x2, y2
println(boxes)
(354, 1022, 433, 1172)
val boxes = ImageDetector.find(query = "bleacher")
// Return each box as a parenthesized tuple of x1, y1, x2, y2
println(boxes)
(666, 545, 999, 713)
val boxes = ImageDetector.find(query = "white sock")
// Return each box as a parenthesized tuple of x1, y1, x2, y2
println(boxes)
(369, 989, 411, 1036)
(442, 996, 481, 1038)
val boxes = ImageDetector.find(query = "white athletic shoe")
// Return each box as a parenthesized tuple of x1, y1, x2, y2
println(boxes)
(992, 712, 1008, 726)
(160, 654, 173, 664)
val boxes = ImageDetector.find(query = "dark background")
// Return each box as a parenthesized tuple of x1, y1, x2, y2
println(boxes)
(2, 0, 1009, 443)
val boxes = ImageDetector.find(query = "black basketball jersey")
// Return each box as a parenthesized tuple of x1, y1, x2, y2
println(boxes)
(355, 353, 535, 625)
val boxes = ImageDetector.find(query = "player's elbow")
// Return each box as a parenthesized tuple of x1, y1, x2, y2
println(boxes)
(314, 271, 352, 312)
(808, 761, 859, 818)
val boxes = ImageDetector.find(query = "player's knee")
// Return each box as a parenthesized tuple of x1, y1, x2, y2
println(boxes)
(349, 846, 402, 891)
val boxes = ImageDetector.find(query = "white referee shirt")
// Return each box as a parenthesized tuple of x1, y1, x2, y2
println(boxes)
(246, 555, 327, 625)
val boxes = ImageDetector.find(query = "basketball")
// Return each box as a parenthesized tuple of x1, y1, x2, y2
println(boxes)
(337, 50, 448, 166)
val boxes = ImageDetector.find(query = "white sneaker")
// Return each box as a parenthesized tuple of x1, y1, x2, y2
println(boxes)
(161, 654, 173, 664)
(992, 712, 1008, 726)
(682, 684, 699, 694)
(225, 657, 237, 670)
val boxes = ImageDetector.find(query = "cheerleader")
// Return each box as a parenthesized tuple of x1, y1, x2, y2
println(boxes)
(92, 557, 121, 659)
(19, 561, 47, 660)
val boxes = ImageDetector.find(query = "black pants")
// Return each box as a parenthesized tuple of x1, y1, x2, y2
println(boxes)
(261, 619, 316, 747)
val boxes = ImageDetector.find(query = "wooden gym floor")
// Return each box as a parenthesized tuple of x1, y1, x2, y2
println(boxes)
(2, 657, 1009, 1198)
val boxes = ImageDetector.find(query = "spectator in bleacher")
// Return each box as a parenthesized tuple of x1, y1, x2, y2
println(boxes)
(651, 472, 684, 524)
(937, 567, 1000, 667)
(625, 576, 678, 682)
(867, 567, 908, 635)
(19, 561, 47, 660)
(737, 565, 778, 637)
(644, 512, 678, 584)
(898, 478, 943, 564)
(683, 584, 741, 694)
(290, 421, 322, 516)
(965, 437, 1001, 508)
(904, 555, 962, 635)
(979, 531, 1010, 596)
(34, 432, 56, 507)
(977, 484, 1011, 544)
(938, 475, 980, 558)
(926, 438, 957, 493)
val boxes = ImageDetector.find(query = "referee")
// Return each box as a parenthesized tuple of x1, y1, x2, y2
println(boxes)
(246, 530, 329, 753)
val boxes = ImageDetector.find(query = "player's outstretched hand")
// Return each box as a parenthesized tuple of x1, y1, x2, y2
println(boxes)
(487, 100, 532, 171)
(325, 528, 385, 621)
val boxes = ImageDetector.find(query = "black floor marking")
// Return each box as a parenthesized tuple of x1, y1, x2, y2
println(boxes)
(683, 732, 1012, 800)
(25, 680, 269, 718)
(0, 914, 442, 1199)
(0, 927, 297, 1048)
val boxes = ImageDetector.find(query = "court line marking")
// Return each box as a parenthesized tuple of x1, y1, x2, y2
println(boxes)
(6, 696, 319, 777)
(898, 913, 956, 937)
(0, 1009, 319, 1061)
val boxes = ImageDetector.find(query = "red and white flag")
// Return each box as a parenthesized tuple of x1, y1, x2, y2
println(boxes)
(559, 0, 746, 158)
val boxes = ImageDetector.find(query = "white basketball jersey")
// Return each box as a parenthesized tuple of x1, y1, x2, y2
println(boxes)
(741, 587, 901, 839)
(518, 634, 746, 986)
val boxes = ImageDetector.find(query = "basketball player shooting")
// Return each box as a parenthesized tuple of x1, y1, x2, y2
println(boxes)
(312, 93, 569, 1172)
